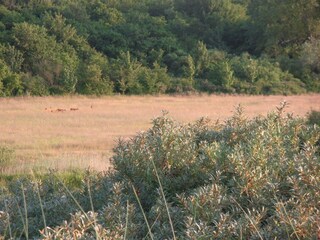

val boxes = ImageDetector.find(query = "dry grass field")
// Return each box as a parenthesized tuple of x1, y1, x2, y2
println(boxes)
(0, 94, 319, 173)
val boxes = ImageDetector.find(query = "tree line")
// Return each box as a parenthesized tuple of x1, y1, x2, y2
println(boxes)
(0, 0, 319, 96)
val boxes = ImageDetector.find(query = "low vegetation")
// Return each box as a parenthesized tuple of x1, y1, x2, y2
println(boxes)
(0, 145, 14, 173)
(307, 110, 320, 126)
(1, 104, 319, 239)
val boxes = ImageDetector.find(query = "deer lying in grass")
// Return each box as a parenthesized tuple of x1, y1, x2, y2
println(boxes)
(56, 108, 66, 112)
(45, 107, 79, 112)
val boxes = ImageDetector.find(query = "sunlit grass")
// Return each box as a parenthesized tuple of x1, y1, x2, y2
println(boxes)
(0, 94, 319, 173)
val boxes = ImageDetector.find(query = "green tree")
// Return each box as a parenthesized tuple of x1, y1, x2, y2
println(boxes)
(193, 41, 209, 76)
(22, 74, 49, 96)
(89, 2, 125, 25)
(0, 5, 24, 29)
(300, 37, 320, 73)
(2, 73, 22, 95)
(135, 63, 171, 94)
(175, 0, 247, 49)
(0, 59, 9, 95)
(77, 63, 113, 95)
(13, 22, 58, 73)
(13, 22, 80, 94)
(151, 63, 171, 93)
(77, 52, 113, 95)
(248, 0, 320, 56)
(298, 37, 320, 91)
(57, 50, 79, 93)
(0, 59, 23, 96)
(0, 0, 316, 95)
(43, 13, 78, 43)
(203, 60, 235, 92)
(181, 54, 195, 79)
(111, 51, 142, 94)
(0, 44, 24, 72)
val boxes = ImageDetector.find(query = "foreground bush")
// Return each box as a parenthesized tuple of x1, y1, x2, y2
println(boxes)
(307, 110, 320, 126)
(1, 104, 319, 239)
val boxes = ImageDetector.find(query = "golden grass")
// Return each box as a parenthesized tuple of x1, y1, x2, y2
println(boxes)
(0, 94, 319, 173)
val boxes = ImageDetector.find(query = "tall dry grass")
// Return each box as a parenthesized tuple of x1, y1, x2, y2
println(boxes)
(0, 94, 319, 173)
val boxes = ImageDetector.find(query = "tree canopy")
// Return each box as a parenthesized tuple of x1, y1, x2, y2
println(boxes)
(0, 0, 319, 96)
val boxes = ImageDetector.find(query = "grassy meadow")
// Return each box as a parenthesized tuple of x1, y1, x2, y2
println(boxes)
(0, 94, 319, 173)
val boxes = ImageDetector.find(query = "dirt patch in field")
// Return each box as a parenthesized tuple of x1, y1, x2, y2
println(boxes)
(0, 94, 319, 173)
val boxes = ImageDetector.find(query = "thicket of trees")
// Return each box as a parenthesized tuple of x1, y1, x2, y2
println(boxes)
(0, 0, 319, 96)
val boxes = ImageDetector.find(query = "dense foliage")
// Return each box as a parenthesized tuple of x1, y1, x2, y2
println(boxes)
(0, 0, 319, 96)
(307, 110, 320, 126)
(1, 105, 319, 239)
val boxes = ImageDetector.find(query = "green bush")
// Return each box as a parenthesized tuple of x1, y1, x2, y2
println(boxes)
(113, 105, 320, 239)
(110, 52, 172, 95)
(230, 54, 306, 95)
(196, 53, 307, 95)
(2, 73, 23, 96)
(112, 113, 215, 209)
(22, 74, 49, 96)
(202, 61, 236, 93)
(169, 77, 195, 93)
(307, 110, 320, 126)
(77, 63, 114, 95)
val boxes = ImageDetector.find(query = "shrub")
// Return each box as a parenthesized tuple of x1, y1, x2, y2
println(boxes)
(231, 54, 306, 95)
(112, 113, 215, 209)
(76, 63, 114, 95)
(22, 74, 49, 96)
(0, 59, 21, 96)
(203, 61, 235, 91)
(169, 77, 195, 93)
(197, 53, 307, 95)
(307, 110, 320, 126)
(112, 105, 320, 239)
(2, 73, 23, 96)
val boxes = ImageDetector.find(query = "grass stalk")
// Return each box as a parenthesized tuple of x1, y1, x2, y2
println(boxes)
(55, 176, 99, 235)
(21, 183, 29, 240)
(86, 178, 101, 240)
(131, 183, 154, 240)
(31, 170, 48, 236)
(231, 197, 263, 240)
(14, 197, 27, 239)
(150, 159, 176, 240)
(277, 199, 301, 240)
(4, 198, 13, 239)
(272, 191, 301, 240)
(56, 176, 87, 217)
(35, 181, 48, 236)
(124, 200, 129, 240)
